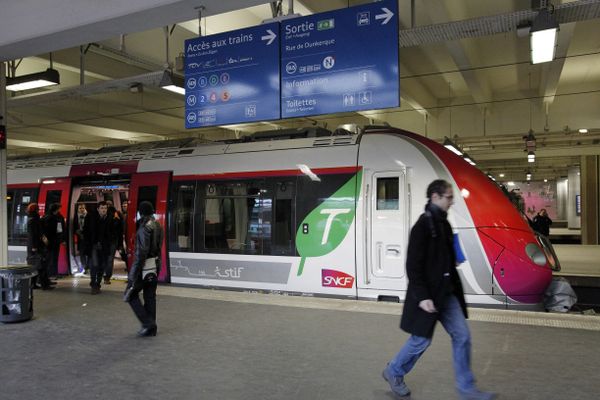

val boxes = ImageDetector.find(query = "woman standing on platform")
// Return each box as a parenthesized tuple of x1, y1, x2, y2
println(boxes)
(533, 208, 552, 237)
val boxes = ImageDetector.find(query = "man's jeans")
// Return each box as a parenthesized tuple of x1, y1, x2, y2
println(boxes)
(388, 295, 475, 392)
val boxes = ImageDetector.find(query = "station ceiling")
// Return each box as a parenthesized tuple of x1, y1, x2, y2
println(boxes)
(2, 0, 600, 183)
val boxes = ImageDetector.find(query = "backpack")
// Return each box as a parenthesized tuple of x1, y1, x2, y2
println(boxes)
(145, 219, 163, 258)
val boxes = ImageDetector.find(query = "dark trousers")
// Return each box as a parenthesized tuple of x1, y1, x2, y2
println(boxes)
(104, 244, 117, 279)
(90, 249, 109, 288)
(28, 252, 51, 287)
(47, 245, 60, 277)
(128, 275, 158, 328)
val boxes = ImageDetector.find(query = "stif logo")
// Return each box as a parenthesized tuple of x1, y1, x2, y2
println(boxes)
(322, 269, 355, 288)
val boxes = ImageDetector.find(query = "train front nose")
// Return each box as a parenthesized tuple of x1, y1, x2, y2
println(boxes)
(478, 227, 553, 304)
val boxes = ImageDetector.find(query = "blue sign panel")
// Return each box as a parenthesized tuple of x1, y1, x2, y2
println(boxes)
(281, 0, 399, 118)
(184, 23, 280, 128)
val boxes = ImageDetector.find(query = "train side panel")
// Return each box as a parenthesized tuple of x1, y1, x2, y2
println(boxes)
(139, 143, 362, 298)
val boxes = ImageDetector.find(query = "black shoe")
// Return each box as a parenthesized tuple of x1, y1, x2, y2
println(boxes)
(41, 285, 55, 291)
(137, 325, 157, 337)
(103, 277, 111, 284)
(33, 284, 42, 289)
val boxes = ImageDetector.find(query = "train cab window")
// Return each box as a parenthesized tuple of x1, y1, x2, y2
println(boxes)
(377, 177, 399, 210)
(170, 182, 196, 252)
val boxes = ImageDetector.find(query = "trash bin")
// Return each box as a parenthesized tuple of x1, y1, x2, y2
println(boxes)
(0, 265, 37, 323)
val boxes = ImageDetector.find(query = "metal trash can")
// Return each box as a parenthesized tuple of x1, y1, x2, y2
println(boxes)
(0, 265, 38, 323)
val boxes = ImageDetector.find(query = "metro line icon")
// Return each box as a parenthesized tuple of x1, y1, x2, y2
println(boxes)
(323, 56, 335, 70)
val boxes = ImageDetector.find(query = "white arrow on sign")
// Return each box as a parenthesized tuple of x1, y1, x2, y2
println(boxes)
(261, 29, 277, 45)
(375, 7, 394, 25)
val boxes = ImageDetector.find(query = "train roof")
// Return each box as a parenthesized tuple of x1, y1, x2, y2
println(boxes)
(7, 125, 399, 170)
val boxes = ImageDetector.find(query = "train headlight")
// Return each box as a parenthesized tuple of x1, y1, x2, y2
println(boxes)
(525, 243, 547, 266)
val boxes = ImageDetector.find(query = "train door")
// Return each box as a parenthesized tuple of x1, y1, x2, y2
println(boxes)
(361, 170, 409, 291)
(69, 179, 130, 276)
(38, 177, 72, 275)
(127, 172, 171, 282)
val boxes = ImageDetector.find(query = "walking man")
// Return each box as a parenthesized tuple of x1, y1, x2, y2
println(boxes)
(89, 201, 112, 294)
(382, 179, 496, 400)
(125, 201, 163, 337)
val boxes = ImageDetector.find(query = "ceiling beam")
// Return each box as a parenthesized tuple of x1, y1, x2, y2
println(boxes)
(0, 0, 272, 61)
(423, 1, 490, 111)
(540, 22, 576, 108)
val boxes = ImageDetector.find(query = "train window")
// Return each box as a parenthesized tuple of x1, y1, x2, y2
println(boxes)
(137, 186, 158, 212)
(170, 182, 196, 252)
(7, 190, 14, 243)
(45, 190, 62, 214)
(377, 177, 399, 210)
(271, 180, 296, 255)
(202, 180, 272, 255)
(8, 188, 39, 246)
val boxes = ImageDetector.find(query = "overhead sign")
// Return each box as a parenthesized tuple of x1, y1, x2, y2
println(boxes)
(184, 23, 280, 128)
(280, 0, 399, 118)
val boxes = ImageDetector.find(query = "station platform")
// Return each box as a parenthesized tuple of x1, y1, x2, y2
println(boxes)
(554, 245, 600, 279)
(1, 278, 599, 400)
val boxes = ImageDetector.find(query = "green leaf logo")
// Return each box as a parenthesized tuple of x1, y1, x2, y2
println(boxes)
(296, 170, 361, 275)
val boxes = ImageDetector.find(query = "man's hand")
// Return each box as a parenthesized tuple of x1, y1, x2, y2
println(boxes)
(419, 299, 437, 313)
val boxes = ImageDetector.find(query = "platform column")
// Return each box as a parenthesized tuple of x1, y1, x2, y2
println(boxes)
(0, 62, 7, 266)
(580, 157, 598, 244)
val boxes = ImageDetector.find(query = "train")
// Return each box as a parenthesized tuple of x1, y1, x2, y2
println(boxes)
(5, 125, 558, 308)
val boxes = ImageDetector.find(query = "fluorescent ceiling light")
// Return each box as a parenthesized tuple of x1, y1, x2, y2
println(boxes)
(443, 137, 462, 156)
(530, 9, 559, 64)
(6, 68, 60, 91)
(159, 70, 185, 95)
(463, 152, 476, 166)
(579, 128, 588, 134)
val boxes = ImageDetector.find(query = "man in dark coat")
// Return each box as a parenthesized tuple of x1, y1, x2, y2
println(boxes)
(42, 202, 66, 278)
(27, 203, 54, 290)
(89, 201, 113, 294)
(73, 202, 92, 274)
(382, 180, 496, 400)
(125, 201, 162, 337)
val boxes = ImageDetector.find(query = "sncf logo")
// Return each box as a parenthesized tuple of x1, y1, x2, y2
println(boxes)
(322, 269, 355, 288)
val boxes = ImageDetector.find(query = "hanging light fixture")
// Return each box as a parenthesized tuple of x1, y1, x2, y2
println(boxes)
(443, 137, 462, 156)
(527, 151, 536, 163)
(159, 70, 185, 95)
(526, 171, 532, 181)
(6, 68, 60, 91)
(530, 8, 559, 64)
(462, 152, 476, 166)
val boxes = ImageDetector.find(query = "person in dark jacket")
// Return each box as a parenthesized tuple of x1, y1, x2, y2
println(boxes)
(125, 201, 162, 337)
(382, 180, 496, 400)
(103, 200, 123, 284)
(73, 202, 92, 274)
(89, 201, 113, 294)
(27, 203, 54, 290)
(533, 208, 552, 237)
(42, 202, 66, 278)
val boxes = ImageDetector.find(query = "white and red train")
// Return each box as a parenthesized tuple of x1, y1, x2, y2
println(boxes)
(6, 126, 556, 308)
